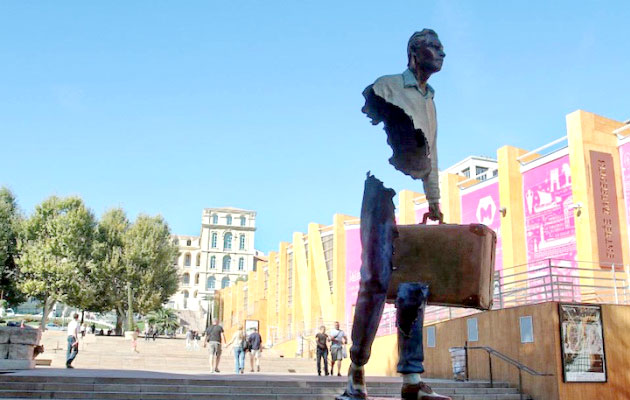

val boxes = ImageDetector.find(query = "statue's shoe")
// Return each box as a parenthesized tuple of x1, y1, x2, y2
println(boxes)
(401, 382, 452, 400)
(335, 364, 368, 400)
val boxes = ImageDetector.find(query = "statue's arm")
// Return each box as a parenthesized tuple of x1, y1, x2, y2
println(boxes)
(422, 136, 440, 205)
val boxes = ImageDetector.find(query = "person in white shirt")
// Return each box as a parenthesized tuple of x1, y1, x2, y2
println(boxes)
(66, 313, 80, 368)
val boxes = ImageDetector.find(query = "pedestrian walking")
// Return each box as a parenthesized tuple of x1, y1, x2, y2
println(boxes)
(329, 321, 347, 377)
(315, 325, 329, 376)
(131, 327, 140, 353)
(226, 325, 247, 374)
(193, 331, 201, 350)
(247, 328, 263, 372)
(66, 313, 80, 368)
(204, 319, 226, 373)
(185, 330, 193, 350)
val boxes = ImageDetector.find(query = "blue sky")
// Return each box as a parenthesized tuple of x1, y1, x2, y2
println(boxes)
(1, 1, 629, 252)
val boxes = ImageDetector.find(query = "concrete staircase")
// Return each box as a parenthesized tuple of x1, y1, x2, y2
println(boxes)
(0, 370, 532, 400)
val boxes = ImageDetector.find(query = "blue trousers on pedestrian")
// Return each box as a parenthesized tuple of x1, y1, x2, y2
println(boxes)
(66, 336, 78, 366)
(234, 347, 245, 373)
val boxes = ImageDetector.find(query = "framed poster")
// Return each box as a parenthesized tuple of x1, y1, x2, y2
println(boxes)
(245, 319, 259, 334)
(559, 304, 607, 382)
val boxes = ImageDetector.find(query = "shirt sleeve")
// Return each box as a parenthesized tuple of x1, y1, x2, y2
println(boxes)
(422, 134, 440, 203)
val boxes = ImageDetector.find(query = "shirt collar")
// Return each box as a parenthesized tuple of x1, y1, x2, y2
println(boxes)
(402, 68, 434, 97)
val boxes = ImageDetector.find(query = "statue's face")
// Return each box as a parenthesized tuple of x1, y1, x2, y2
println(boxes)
(414, 35, 445, 74)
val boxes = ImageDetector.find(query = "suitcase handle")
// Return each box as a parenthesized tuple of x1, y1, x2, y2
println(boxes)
(421, 212, 444, 225)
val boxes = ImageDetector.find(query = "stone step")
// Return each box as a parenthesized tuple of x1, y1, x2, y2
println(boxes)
(0, 391, 530, 400)
(0, 376, 509, 389)
(0, 382, 520, 394)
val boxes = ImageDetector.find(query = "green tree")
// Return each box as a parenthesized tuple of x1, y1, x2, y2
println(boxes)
(146, 307, 180, 335)
(0, 187, 24, 307)
(18, 196, 96, 329)
(122, 215, 179, 329)
(90, 208, 129, 332)
(93, 211, 178, 334)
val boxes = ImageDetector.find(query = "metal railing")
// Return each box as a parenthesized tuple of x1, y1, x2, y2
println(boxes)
(461, 343, 553, 400)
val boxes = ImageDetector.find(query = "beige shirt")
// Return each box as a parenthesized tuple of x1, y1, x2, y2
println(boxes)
(363, 69, 440, 203)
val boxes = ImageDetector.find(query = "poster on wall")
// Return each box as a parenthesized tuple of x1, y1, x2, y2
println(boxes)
(522, 154, 579, 301)
(245, 319, 259, 334)
(559, 304, 607, 382)
(460, 179, 503, 273)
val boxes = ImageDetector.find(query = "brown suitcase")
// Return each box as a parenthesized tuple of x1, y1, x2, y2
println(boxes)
(386, 221, 497, 310)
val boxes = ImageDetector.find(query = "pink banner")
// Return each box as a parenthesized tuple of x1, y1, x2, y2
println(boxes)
(522, 154, 579, 301)
(619, 141, 630, 252)
(344, 226, 397, 337)
(460, 180, 503, 276)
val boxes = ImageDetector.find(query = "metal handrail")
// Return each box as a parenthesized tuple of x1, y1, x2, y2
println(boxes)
(463, 343, 552, 400)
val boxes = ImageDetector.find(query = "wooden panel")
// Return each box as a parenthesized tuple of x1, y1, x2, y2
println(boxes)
(422, 303, 559, 400)
(557, 304, 630, 400)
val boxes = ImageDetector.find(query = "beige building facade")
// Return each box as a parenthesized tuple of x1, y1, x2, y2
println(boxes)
(168, 207, 257, 328)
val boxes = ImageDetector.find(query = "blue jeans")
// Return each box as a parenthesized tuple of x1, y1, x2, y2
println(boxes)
(66, 336, 78, 366)
(234, 347, 245, 372)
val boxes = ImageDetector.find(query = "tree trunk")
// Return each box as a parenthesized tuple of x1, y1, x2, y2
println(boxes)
(115, 308, 125, 336)
(40, 297, 54, 331)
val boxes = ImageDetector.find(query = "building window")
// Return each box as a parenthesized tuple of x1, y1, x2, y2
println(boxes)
(520, 316, 534, 343)
(493, 169, 499, 177)
(172, 239, 178, 246)
(212, 214, 218, 224)
(222, 255, 231, 272)
(238, 257, 244, 271)
(183, 290, 189, 309)
(322, 233, 334, 294)
(184, 253, 191, 267)
(467, 318, 479, 342)
(196, 254, 201, 267)
(211, 233, 217, 248)
(287, 252, 293, 307)
(175, 253, 181, 266)
(221, 277, 230, 289)
(194, 273, 199, 285)
(226, 215, 232, 225)
(462, 168, 470, 178)
(186, 239, 191, 246)
(210, 256, 216, 269)
(207, 276, 216, 289)
(224, 233, 232, 250)
(239, 235, 245, 250)
(427, 326, 436, 348)
(182, 273, 190, 285)
(240, 216, 246, 226)
(476, 166, 488, 177)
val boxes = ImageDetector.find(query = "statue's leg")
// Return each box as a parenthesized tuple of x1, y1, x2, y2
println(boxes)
(339, 173, 396, 400)
(395, 282, 429, 374)
(396, 282, 452, 400)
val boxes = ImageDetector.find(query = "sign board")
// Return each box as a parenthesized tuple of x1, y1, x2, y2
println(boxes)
(589, 151, 623, 266)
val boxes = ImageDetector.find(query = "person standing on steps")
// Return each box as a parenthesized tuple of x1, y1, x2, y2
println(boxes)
(329, 321, 347, 376)
(226, 325, 247, 374)
(315, 325, 330, 376)
(204, 319, 226, 373)
(66, 313, 80, 368)
(247, 327, 263, 372)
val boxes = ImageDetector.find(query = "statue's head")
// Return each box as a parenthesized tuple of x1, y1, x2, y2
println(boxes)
(407, 29, 445, 76)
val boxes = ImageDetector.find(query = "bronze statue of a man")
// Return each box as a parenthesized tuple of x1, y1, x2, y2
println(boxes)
(338, 29, 451, 400)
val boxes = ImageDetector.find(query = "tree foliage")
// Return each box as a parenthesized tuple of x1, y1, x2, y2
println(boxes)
(92, 211, 179, 333)
(18, 196, 96, 329)
(0, 188, 24, 307)
(146, 307, 180, 334)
